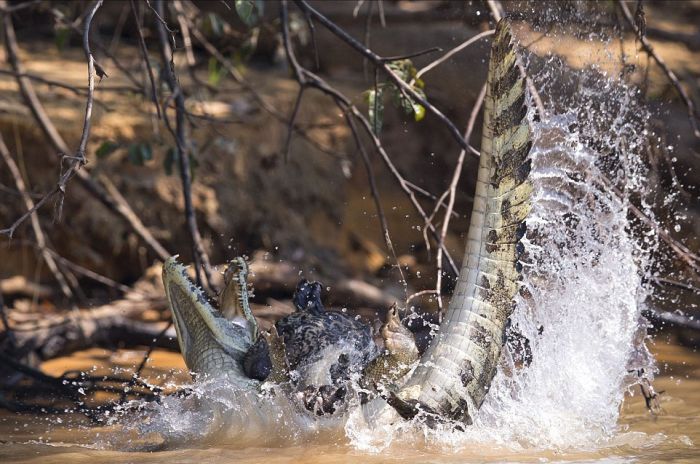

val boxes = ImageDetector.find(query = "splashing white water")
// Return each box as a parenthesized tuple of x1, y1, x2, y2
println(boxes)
(343, 88, 657, 451)
(471, 110, 653, 449)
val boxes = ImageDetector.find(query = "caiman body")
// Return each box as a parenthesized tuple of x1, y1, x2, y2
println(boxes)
(161, 19, 534, 427)
(390, 20, 533, 423)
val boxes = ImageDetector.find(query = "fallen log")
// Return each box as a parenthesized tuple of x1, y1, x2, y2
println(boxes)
(3, 299, 178, 362)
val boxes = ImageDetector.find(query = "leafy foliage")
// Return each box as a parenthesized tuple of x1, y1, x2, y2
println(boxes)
(365, 59, 427, 135)
(95, 141, 119, 159)
(128, 143, 153, 166)
(208, 57, 223, 87)
(202, 12, 226, 38)
(234, 0, 264, 27)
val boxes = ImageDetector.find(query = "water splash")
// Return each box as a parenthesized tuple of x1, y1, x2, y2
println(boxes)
(343, 74, 658, 451)
(471, 108, 654, 448)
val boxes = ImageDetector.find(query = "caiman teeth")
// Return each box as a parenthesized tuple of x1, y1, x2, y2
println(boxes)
(163, 256, 254, 382)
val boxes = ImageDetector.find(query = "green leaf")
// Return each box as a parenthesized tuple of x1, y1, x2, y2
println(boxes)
(235, 0, 263, 27)
(54, 27, 71, 51)
(127, 143, 152, 166)
(204, 12, 225, 37)
(410, 87, 427, 121)
(367, 88, 384, 136)
(164, 147, 178, 175)
(96, 141, 119, 159)
(413, 103, 426, 122)
(239, 27, 260, 62)
(208, 57, 222, 87)
(387, 59, 416, 83)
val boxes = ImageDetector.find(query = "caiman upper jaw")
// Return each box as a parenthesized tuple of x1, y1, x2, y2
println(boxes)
(162, 257, 254, 382)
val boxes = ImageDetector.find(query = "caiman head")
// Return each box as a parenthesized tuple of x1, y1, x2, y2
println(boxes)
(162, 257, 256, 384)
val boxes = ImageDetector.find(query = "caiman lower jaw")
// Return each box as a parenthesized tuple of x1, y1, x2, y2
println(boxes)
(162, 257, 254, 382)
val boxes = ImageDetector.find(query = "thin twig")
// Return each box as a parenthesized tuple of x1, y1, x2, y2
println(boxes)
(279, 4, 459, 276)
(414, 30, 494, 82)
(0, 69, 140, 95)
(650, 276, 700, 294)
(1, 3, 169, 260)
(406, 181, 463, 218)
(14, 238, 138, 295)
(301, 8, 320, 70)
(0, 133, 74, 300)
(344, 111, 407, 294)
(617, 0, 700, 139)
(302, 68, 458, 275)
(381, 46, 443, 62)
(145, 0, 175, 33)
(130, 0, 162, 119)
(405, 289, 438, 307)
(75, 0, 103, 163)
(283, 87, 305, 161)
(598, 175, 700, 275)
(643, 308, 700, 331)
(119, 320, 172, 404)
(180, 4, 347, 161)
(47, 6, 144, 89)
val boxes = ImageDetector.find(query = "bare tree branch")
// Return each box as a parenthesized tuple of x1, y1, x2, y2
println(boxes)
(76, 0, 103, 162)
(154, 0, 214, 292)
(278, 2, 459, 276)
(179, 2, 348, 160)
(130, 0, 162, 119)
(414, 30, 494, 82)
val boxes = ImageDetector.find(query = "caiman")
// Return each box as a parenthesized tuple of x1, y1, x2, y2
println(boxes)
(162, 19, 534, 426)
(164, 256, 419, 415)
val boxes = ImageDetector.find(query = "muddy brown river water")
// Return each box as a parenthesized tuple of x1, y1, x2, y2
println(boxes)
(0, 340, 698, 464)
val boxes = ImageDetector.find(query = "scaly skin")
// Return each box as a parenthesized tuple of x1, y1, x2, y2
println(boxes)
(219, 257, 258, 342)
(261, 325, 290, 384)
(362, 305, 419, 392)
(162, 257, 257, 387)
(390, 20, 533, 423)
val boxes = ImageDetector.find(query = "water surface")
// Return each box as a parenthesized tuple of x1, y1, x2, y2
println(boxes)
(1, 341, 697, 463)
